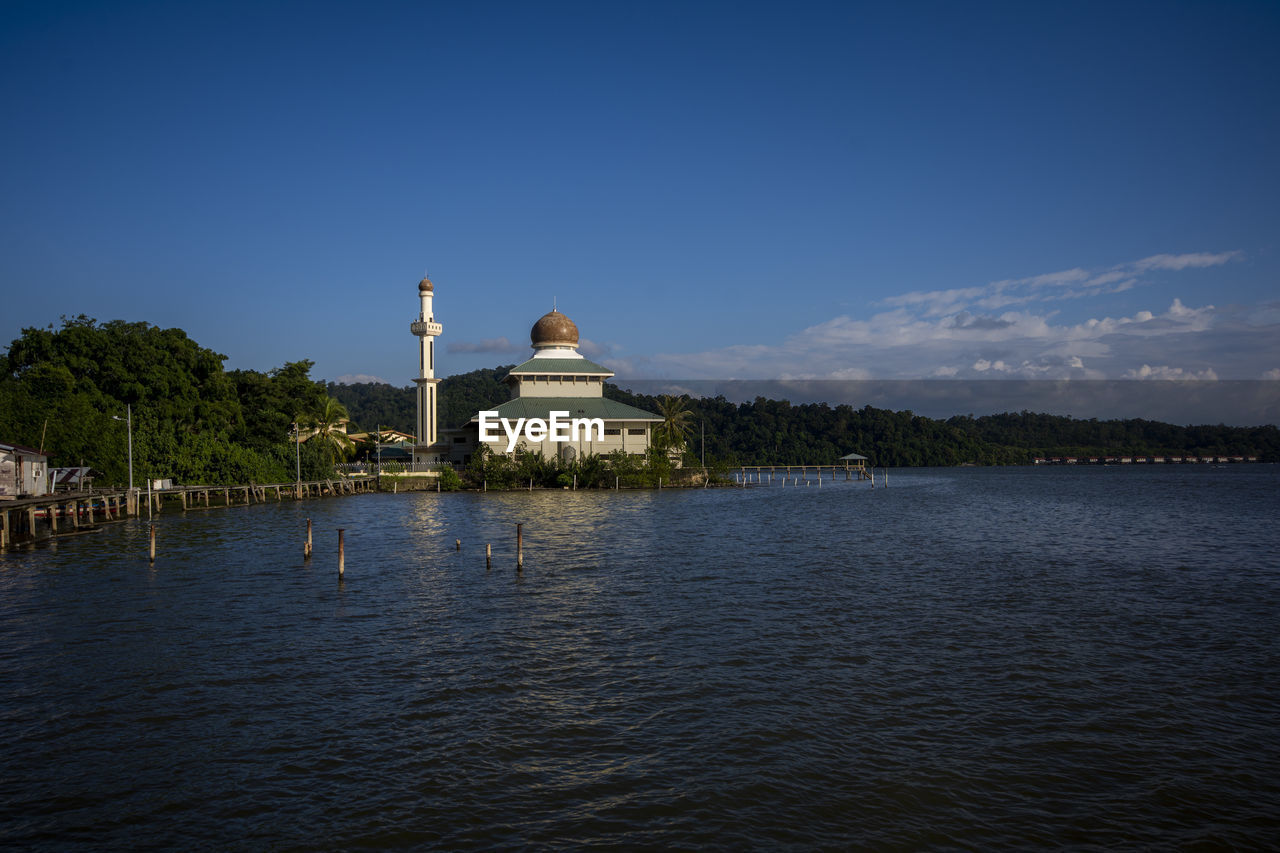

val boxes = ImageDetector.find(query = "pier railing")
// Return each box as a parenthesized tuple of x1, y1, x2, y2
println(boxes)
(335, 462, 449, 475)
(0, 476, 376, 551)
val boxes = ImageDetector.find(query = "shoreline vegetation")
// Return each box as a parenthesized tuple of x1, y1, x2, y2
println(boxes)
(2, 317, 1277, 493)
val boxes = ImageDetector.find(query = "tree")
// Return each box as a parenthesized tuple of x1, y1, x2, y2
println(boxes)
(653, 394, 694, 452)
(304, 396, 355, 465)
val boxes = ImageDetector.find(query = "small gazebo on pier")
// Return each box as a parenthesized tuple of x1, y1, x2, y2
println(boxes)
(839, 452, 870, 479)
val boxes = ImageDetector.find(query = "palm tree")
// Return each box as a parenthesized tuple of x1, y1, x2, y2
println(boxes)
(304, 396, 355, 465)
(654, 395, 694, 452)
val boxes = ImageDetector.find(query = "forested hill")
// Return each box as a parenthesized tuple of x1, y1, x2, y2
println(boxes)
(327, 366, 512, 433)
(331, 366, 1280, 465)
(605, 387, 1280, 466)
(1, 316, 343, 484)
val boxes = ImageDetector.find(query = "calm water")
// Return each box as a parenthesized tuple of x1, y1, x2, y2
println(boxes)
(2, 467, 1278, 849)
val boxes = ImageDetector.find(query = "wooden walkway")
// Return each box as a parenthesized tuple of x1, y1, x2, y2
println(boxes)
(0, 477, 376, 551)
(733, 462, 872, 484)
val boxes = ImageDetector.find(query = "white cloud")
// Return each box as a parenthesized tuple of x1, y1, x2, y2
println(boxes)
(578, 337, 615, 358)
(1263, 368, 1280, 380)
(335, 374, 390, 385)
(1132, 251, 1241, 271)
(615, 252, 1272, 382)
(878, 251, 1241, 319)
(1123, 365, 1219, 380)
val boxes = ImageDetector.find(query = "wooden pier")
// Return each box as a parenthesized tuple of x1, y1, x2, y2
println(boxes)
(732, 462, 873, 484)
(0, 477, 375, 551)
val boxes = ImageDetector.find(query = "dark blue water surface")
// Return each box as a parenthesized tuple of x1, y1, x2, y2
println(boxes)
(2, 466, 1279, 849)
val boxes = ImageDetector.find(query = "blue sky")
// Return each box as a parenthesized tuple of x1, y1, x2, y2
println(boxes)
(3, 0, 1278, 389)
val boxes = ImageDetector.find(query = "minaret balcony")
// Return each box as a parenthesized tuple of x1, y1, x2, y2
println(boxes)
(410, 320, 443, 337)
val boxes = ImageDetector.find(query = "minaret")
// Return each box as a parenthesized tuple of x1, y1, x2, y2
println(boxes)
(409, 275, 442, 457)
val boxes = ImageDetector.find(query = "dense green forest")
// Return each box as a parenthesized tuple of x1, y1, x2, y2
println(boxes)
(332, 368, 1280, 466)
(4, 318, 1276, 491)
(326, 365, 514, 434)
(0, 317, 343, 484)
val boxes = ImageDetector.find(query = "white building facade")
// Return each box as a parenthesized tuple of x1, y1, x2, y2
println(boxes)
(447, 309, 662, 465)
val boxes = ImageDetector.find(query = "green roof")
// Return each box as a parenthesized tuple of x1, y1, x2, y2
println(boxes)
(471, 397, 662, 422)
(505, 357, 614, 376)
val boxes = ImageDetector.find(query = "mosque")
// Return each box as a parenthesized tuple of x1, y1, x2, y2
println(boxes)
(409, 275, 662, 466)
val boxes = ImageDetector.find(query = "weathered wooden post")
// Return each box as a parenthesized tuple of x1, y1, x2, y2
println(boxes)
(337, 529, 345, 577)
(27, 506, 38, 541)
(455, 538, 461, 551)
(486, 542, 492, 570)
(529, 478, 533, 492)
(305, 518, 313, 559)
(516, 523, 523, 573)
(149, 523, 156, 563)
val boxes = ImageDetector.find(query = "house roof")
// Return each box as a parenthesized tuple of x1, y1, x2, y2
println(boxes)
(0, 441, 46, 457)
(839, 452, 868, 460)
(471, 396, 662, 423)
(505, 357, 614, 377)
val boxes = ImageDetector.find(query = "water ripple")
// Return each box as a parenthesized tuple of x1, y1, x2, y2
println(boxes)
(1, 467, 1279, 848)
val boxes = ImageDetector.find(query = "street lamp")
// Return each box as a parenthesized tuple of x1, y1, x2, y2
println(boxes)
(111, 403, 133, 493)
(293, 421, 301, 486)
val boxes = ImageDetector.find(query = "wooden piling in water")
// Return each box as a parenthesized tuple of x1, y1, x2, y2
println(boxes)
(486, 542, 491, 570)
(338, 529, 345, 577)
(305, 518, 313, 559)
(456, 538, 461, 551)
(516, 523, 523, 572)
(149, 523, 156, 563)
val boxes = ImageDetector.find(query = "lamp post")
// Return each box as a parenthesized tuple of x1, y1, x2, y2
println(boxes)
(111, 404, 134, 493)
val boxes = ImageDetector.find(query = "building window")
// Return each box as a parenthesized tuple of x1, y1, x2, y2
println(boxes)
(453, 436, 467, 443)
(604, 428, 621, 435)
(628, 428, 645, 435)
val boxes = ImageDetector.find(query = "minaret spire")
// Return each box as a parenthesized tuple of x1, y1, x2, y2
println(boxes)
(410, 273, 443, 458)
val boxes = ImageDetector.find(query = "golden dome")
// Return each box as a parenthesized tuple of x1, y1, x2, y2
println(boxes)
(530, 309, 579, 347)
(418, 276, 434, 293)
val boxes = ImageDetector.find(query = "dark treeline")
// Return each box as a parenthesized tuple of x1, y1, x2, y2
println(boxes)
(330, 365, 1280, 466)
(1, 317, 341, 485)
(327, 365, 513, 435)
(606, 388, 1280, 465)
